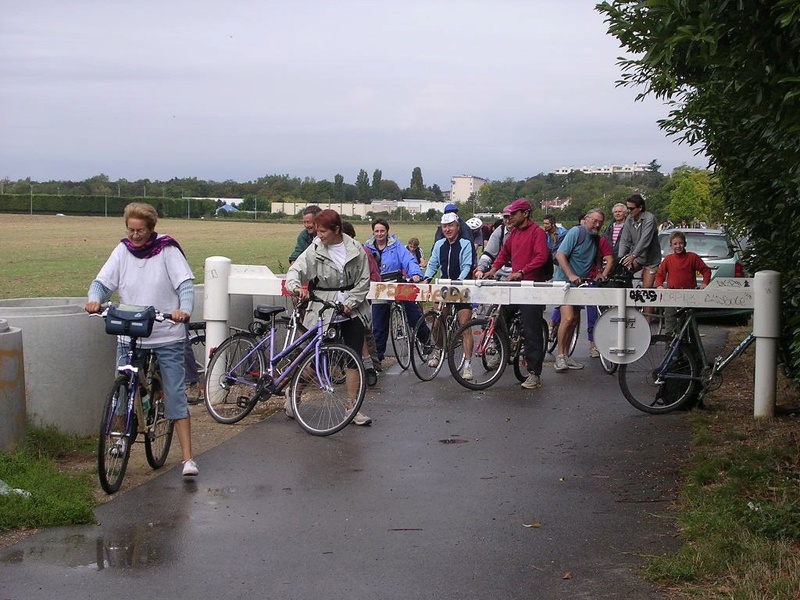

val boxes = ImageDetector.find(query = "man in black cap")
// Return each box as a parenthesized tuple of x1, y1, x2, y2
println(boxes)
(431, 203, 477, 269)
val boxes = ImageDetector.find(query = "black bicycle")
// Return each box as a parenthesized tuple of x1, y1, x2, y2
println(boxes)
(93, 304, 175, 494)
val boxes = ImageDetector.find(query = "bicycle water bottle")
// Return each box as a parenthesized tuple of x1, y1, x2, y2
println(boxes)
(140, 386, 151, 413)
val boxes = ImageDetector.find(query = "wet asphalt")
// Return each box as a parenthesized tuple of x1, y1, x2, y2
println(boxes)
(0, 327, 728, 600)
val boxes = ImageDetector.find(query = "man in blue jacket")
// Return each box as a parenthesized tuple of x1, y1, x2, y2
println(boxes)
(432, 203, 477, 269)
(424, 212, 475, 380)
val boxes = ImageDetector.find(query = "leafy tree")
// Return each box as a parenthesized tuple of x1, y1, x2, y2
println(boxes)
(410, 167, 424, 197)
(333, 174, 344, 200)
(666, 171, 709, 224)
(597, 0, 800, 380)
(371, 169, 382, 198)
(356, 169, 370, 201)
(428, 183, 444, 202)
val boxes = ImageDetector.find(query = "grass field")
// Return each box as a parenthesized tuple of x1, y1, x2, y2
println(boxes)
(0, 214, 437, 299)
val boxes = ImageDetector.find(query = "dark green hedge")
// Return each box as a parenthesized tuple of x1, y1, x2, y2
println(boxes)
(0, 195, 217, 218)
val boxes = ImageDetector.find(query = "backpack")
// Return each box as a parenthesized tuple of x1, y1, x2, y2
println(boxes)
(546, 226, 598, 280)
(544, 229, 568, 280)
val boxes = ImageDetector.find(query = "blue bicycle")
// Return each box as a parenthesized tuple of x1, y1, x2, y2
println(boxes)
(204, 294, 366, 436)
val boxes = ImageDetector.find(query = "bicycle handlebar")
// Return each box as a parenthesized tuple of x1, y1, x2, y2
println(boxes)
(88, 303, 175, 324)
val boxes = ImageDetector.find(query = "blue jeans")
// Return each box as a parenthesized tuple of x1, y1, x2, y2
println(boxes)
(117, 340, 188, 420)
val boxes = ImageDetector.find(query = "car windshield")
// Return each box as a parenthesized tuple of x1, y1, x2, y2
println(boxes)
(659, 232, 734, 259)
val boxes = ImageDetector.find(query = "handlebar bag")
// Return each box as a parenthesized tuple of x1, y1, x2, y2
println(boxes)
(105, 304, 157, 338)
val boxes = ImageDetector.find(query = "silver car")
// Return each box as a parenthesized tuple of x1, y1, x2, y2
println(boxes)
(658, 228, 747, 282)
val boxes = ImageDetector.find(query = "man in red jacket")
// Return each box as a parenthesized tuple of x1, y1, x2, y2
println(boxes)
(475, 198, 549, 391)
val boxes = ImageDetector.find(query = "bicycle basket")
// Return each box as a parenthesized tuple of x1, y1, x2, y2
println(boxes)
(105, 304, 157, 337)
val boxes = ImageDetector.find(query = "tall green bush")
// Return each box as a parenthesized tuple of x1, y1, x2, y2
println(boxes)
(597, 0, 800, 382)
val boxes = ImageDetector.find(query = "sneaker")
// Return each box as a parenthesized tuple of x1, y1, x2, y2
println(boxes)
(588, 346, 600, 359)
(185, 382, 204, 405)
(365, 368, 378, 387)
(521, 373, 542, 390)
(182, 458, 199, 477)
(373, 360, 383, 373)
(565, 356, 584, 370)
(461, 364, 473, 381)
(351, 411, 372, 426)
(283, 389, 294, 419)
(554, 355, 569, 373)
(427, 349, 441, 368)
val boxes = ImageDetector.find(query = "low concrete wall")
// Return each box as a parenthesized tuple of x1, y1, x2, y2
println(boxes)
(0, 286, 292, 437)
(0, 319, 26, 452)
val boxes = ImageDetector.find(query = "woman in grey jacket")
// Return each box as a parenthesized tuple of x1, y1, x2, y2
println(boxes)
(285, 209, 373, 425)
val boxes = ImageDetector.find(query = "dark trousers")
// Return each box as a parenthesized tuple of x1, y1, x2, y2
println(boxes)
(519, 304, 545, 377)
(372, 301, 424, 360)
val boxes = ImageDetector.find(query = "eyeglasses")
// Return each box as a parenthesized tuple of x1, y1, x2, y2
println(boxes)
(626, 205, 639, 211)
(126, 227, 150, 236)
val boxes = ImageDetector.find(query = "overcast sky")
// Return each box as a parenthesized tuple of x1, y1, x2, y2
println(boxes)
(2, 1, 707, 189)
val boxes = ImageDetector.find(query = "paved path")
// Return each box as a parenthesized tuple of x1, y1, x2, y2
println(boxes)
(1, 327, 726, 599)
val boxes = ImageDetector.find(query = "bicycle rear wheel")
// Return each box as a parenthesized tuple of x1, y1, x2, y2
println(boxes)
(390, 303, 411, 370)
(205, 334, 264, 424)
(449, 317, 508, 390)
(411, 310, 446, 381)
(619, 334, 700, 414)
(290, 343, 366, 436)
(98, 376, 135, 494)
(144, 376, 174, 469)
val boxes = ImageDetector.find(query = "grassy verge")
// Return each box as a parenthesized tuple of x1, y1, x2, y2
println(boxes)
(644, 330, 800, 598)
(0, 425, 96, 531)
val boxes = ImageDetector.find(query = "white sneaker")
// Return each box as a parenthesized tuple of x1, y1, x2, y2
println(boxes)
(589, 346, 600, 358)
(283, 389, 294, 419)
(182, 458, 199, 477)
(461, 364, 473, 381)
(554, 355, 569, 373)
(351, 411, 372, 426)
(521, 373, 542, 390)
(427, 349, 441, 368)
(565, 356, 584, 370)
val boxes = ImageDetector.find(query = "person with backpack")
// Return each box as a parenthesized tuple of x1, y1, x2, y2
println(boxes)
(543, 214, 567, 271)
(552, 208, 606, 373)
(475, 198, 549, 392)
(474, 205, 514, 278)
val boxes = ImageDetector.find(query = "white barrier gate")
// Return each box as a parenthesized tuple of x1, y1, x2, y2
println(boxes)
(203, 256, 780, 418)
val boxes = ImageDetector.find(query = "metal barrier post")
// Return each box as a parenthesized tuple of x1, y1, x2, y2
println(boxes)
(203, 256, 232, 371)
(752, 270, 781, 417)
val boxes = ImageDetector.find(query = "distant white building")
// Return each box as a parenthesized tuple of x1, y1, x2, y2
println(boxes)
(449, 175, 487, 204)
(552, 163, 652, 177)
(270, 199, 449, 218)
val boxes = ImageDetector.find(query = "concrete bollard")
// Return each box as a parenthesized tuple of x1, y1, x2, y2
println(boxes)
(752, 270, 781, 418)
(0, 298, 116, 436)
(0, 319, 26, 452)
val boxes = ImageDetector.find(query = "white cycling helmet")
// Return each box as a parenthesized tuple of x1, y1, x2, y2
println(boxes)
(466, 217, 483, 230)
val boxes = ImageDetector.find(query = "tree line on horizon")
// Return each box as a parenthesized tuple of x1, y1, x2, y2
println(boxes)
(0, 162, 722, 227)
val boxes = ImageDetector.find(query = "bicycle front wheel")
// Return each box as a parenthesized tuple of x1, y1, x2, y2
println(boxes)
(144, 376, 174, 469)
(449, 317, 508, 390)
(205, 334, 264, 424)
(290, 343, 366, 436)
(596, 307, 618, 375)
(390, 303, 411, 370)
(619, 335, 699, 414)
(98, 376, 135, 494)
(512, 318, 548, 382)
(411, 310, 446, 381)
